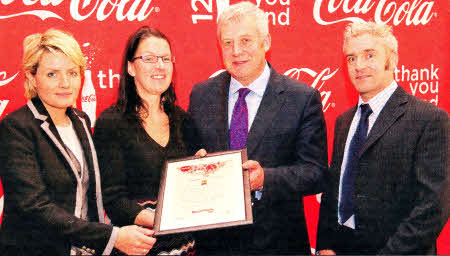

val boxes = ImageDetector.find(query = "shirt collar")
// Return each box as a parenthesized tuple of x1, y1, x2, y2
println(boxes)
(230, 62, 270, 97)
(357, 80, 398, 116)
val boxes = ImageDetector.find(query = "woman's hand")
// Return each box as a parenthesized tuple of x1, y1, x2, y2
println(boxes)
(114, 225, 156, 255)
(195, 149, 207, 157)
(317, 249, 336, 255)
(134, 209, 155, 228)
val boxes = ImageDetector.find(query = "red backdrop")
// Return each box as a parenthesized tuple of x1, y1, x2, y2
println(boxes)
(0, 0, 448, 254)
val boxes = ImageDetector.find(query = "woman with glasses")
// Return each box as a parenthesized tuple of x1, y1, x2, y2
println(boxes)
(0, 29, 156, 256)
(93, 26, 195, 255)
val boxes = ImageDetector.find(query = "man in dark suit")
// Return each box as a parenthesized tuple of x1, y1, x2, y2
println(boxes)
(188, 2, 328, 255)
(316, 21, 449, 255)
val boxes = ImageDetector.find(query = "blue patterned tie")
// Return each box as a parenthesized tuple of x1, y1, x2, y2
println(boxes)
(230, 88, 251, 150)
(339, 104, 373, 224)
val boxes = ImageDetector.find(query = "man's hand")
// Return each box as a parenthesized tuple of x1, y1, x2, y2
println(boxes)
(114, 225, 156, 255)
(243, 160, 264, 191)
(317, 249, 336, 255)
(134, 209, 155, 228)
(195, 149, 207, 157)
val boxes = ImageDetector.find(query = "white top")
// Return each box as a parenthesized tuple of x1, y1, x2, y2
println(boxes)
(56, 120, 85, 171)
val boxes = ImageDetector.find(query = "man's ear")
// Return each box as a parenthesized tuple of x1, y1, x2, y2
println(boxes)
(263, 33, 271, 53)
(385, 55, 396, 71)
(384, 47, 397, 71)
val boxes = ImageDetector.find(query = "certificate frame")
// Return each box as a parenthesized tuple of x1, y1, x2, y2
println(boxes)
(154, 149, 253, 236)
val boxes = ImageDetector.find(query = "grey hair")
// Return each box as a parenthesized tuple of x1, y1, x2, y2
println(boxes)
(217, 1, 269, 38)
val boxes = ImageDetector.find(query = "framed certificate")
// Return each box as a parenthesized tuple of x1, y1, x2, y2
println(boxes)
(153, 149, 253, 236)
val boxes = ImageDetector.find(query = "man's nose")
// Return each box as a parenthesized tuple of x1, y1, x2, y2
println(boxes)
(232, 43, 243, 56)
(355, 57, 366, 70)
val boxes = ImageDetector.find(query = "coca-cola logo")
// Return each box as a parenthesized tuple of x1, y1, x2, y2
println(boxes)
(284, 67, 338, 112)
(313, 0, 436, 26)
(0, 71, 19, 87)
(209, 69, 226, 78)
(81, 94, 96, 102)
(209, 67, 338, 112)
(0, 0, 159, 21)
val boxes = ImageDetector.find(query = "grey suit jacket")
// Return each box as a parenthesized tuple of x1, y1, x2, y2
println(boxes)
(188, 66, 328, 254)
(0, 97, 115, 255)
(317, 86, 449, 254)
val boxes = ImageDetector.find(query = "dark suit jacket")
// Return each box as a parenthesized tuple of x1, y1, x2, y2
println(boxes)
(187, 66, 328, 254)
(0, 97, 114, 255)
(317, 86, 449, 254)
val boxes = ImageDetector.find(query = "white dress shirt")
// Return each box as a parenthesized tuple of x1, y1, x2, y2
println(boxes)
(228, 62, 270, 130)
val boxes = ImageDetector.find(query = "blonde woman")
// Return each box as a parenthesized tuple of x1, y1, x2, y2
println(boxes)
(0, 29, 155, 256)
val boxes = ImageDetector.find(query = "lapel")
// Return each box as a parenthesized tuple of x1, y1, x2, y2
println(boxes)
(212, 72, 232, 151)
(359, 86, 408, 157)
(68, 109, 106, 223)
(27, 97, 80, 183)
(27, 97, 106, 222)
(67, 110, 95, 179)
(246, 67, 288, 156)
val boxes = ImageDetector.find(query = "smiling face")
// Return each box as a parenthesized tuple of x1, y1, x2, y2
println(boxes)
(219, 16, 271, 86)
(344, 33, 394, 102)
(127, 36, 173, 99)
(28, 50, 81, 113)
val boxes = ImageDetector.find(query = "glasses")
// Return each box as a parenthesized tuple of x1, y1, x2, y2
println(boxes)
(132, 55, 175, 63)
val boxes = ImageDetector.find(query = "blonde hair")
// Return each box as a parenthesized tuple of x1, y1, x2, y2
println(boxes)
(22, 29, 86, 100)
(343, 21, 398, 71)
(217, 1, 269, 38)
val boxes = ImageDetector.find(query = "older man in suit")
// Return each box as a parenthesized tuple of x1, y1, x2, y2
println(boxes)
(188, 1, 328, 255)
(316, 21, 449, 255)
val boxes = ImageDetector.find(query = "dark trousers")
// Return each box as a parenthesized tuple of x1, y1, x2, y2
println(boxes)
(332, 225, 377, 255)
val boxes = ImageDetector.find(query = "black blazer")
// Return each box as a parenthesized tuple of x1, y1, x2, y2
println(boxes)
(317, 86, 449, 254)
(187, 66, 328, 254)
(0, 97, 115, 255)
